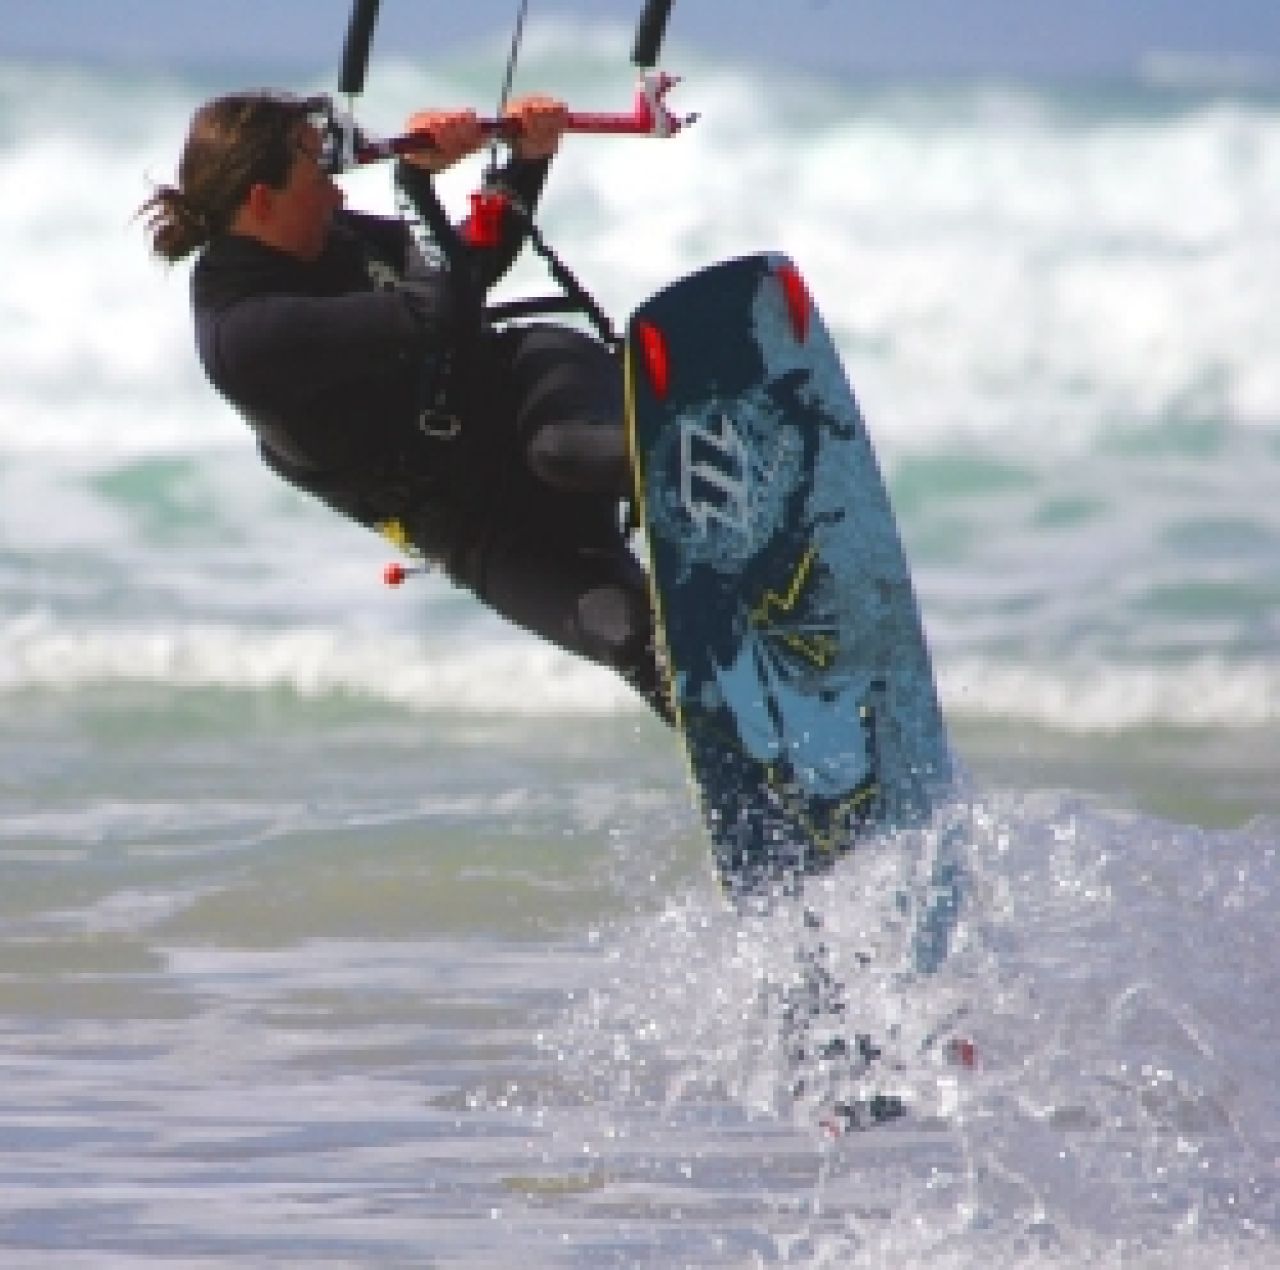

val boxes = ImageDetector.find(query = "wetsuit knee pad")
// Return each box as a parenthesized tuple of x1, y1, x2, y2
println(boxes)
(573, 581, 652, 672)
(507, 325, 627, 495)
(526, 421, 629, 495)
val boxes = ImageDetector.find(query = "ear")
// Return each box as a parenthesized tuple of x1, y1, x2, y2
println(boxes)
(242, 181, 278, 226)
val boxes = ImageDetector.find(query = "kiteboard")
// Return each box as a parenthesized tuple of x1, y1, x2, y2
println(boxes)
(625, 253, 953, 895)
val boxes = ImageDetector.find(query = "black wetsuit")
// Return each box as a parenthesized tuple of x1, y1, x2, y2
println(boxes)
(191, 154, 666, 716)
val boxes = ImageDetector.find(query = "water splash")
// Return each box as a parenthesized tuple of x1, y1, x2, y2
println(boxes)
(553, 791, 1278, 1264)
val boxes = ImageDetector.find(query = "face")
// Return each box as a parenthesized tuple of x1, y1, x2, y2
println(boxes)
(261, 123, 345, 260)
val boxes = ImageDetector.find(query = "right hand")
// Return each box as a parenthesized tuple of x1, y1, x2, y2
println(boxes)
(400, 109, 484, 174)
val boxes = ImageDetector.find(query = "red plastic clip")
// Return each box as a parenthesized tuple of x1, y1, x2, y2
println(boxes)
(463, 190, 510, 248)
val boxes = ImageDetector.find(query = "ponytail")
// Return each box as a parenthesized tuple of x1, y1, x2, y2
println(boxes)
(138, 183, 215, 263)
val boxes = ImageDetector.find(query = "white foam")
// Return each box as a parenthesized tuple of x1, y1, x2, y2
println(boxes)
(565, 790, 1279, 1263)
(0, 609, 634, 715)
(940, 653, 1280, 732)
(540, 76, 1280, 443)
(3, 607, 1277, 732)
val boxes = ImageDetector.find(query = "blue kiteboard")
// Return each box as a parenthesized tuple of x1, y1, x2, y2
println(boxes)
(626, 254, 953, 895)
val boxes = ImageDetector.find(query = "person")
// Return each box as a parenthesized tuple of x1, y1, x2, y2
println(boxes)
(139, 89, 669, 719)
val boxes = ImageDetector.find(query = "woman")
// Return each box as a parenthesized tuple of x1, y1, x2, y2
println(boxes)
(140, 89, 668, 719)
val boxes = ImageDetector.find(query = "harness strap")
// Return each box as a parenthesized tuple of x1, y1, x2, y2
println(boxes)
(523, 214, 621, 350)
(491, 197, 622, 351)
(484, 295, 593, 324)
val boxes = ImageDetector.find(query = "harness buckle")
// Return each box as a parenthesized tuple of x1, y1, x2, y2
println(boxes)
(417, 408, 462, 440)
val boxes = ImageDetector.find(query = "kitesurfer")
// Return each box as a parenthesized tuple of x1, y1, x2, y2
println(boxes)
(140, 90, 669, 720)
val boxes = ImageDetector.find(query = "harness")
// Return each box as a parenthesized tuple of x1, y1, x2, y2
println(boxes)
(312, 0, 687, 555)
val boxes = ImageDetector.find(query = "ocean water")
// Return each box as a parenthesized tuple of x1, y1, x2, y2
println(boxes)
(1, 28, 1277, 1267)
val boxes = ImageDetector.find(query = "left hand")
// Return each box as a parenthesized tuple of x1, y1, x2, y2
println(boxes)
(400, 108, 484, 174)
(504, 95, 568, 160)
